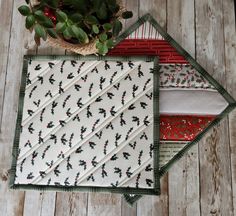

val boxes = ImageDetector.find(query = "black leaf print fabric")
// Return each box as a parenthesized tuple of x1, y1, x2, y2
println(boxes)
(13, 57, 159, 194)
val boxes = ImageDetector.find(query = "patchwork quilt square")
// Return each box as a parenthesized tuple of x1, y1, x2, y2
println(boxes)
(108, 14, 236, 204)
(10, 56, 160, 196)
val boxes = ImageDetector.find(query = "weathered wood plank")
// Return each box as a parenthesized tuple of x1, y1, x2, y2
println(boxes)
(121, 198, 137, 216)
(136, 0, 168, 214)
(0, 0, 14, 126)
(1, 1, 236, 216)
(54, 192, 88, 216)
(23, 192, 56, 216)
(124, 0, 139, 28)
(223, 0, 236, 215)
(0, 0, 35, 215)
(167, 1, 200, 215)
(137, 175, 169, 216)
(196, 0, 233, 215)
(139, 0, 167, 28)
(87, 193, 121, 216)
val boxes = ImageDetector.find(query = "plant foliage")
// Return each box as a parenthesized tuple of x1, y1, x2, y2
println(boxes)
(18, 0, 133, 55)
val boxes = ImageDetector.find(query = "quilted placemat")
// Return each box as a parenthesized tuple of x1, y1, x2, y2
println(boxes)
(10, 55, 161, 196)
(108, 14, 236, 204)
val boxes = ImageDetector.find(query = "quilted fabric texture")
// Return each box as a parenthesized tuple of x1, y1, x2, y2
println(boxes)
(10, 56, 160, 195)
(108, 14, 236, 204)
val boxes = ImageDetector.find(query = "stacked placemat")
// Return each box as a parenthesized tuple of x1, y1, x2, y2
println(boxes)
(10, 56, 161, 197)
(10, 14, 236, 205)
(109, 13, 236, 204)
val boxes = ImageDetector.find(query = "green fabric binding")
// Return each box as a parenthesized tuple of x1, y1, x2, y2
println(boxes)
(119, 13, 236, 205)
(9, 55, 161, 196)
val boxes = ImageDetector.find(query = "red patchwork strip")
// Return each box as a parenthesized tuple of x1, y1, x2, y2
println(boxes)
(108, 39, 188, 64)
(160, 115, 215, 141)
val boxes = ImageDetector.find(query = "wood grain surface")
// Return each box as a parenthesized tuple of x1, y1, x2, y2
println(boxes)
(0, 0, 235, 215)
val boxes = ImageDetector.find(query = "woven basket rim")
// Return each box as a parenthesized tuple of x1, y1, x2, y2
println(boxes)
(47, 0, 125, 55)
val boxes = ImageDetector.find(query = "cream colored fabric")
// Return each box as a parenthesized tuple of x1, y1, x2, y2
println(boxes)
(160, 89, 228, 115)
(14, 58, 157, 191)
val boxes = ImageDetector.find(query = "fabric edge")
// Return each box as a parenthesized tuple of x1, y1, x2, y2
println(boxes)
(9, 55, 161, 196)
(121, 13, 236, 205)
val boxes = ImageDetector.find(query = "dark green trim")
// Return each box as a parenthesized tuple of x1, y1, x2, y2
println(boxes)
(124, 194, 142, 206)
(24, 55, 155, 62)
(9, 55, 161, 196)
(9, 58, 28, 187)
(119, 13, 236, 205)
(159, 103, 236, 176)
(153, 57, 160, 194)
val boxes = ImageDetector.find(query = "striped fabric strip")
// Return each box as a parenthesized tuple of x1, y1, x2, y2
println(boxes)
(109, 39, 188, 63)
(126, 21, 164, 40)
(159, 142, 188, 167)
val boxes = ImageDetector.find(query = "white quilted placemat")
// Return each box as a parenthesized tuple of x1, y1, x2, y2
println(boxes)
(10, 56, 160, 195)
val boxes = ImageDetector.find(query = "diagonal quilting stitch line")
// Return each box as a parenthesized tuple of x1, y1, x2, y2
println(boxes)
(17, 63, 144, 163)
(117, 156, 152, 187)
(75, 121, 153, 185)
(18, 83, 152, 170)
(32, 119, 153, 185)
(25, 60, 61, 90)
(22, 61, 101, 124)
(26, 87, 153, 184)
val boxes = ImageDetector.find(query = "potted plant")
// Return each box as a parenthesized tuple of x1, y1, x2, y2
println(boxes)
(18, 0, 133, 55)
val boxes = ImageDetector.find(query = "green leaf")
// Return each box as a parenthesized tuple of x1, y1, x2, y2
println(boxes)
(70, 13, 83, 23)
(112, 20, 122, 37)
(56, 22, 67, 33)
(92, 25, 99, 34)
(68, 25, 80, 37)
(69, 25, 89, 43)
(18, 5, 30, 16)
(40, 18, 54, 28)
(77, 28, 89, 44)
(47, 29, 58, 38)
(67, 19, 73, 26)
(65, 0, 88, 14)
(34, 10, 46, 21)
(103, 23, 112, 31)
(96, 42, 108, 55)
(56, 10, 68, 22)
(34, 24, 47, 41)
(85, 15, 99, 25)
(122, 11, 133, 19)
(99, 33, 107, 42)
(25, 15, 35, 29)
(63, 28, 72, 39)
(34, 10, 54, 26)
(93, 0, 103, 10)
(106, 39, 114, 48)
(96, 2, 107, 20)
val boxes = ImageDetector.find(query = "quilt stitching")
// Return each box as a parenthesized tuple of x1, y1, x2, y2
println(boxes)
(10, 55, 160, 196)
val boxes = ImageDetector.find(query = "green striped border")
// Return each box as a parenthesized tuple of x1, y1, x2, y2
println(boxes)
(9, 55, 161, 196)
(120, 13, 236, 205)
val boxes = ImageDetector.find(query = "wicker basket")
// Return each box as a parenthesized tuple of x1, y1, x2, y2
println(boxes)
(47, 36, 98, 55)
(47, 1, 125, 55)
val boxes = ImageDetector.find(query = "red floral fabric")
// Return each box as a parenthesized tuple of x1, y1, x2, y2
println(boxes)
(160, 115, 215, 141)
(109, 39, 216, 141)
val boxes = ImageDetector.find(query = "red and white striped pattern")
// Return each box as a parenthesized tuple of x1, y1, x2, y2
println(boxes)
(126, 21, 164, 40)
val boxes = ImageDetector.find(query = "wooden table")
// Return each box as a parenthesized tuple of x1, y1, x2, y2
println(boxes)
(0, 0, 236, 215)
